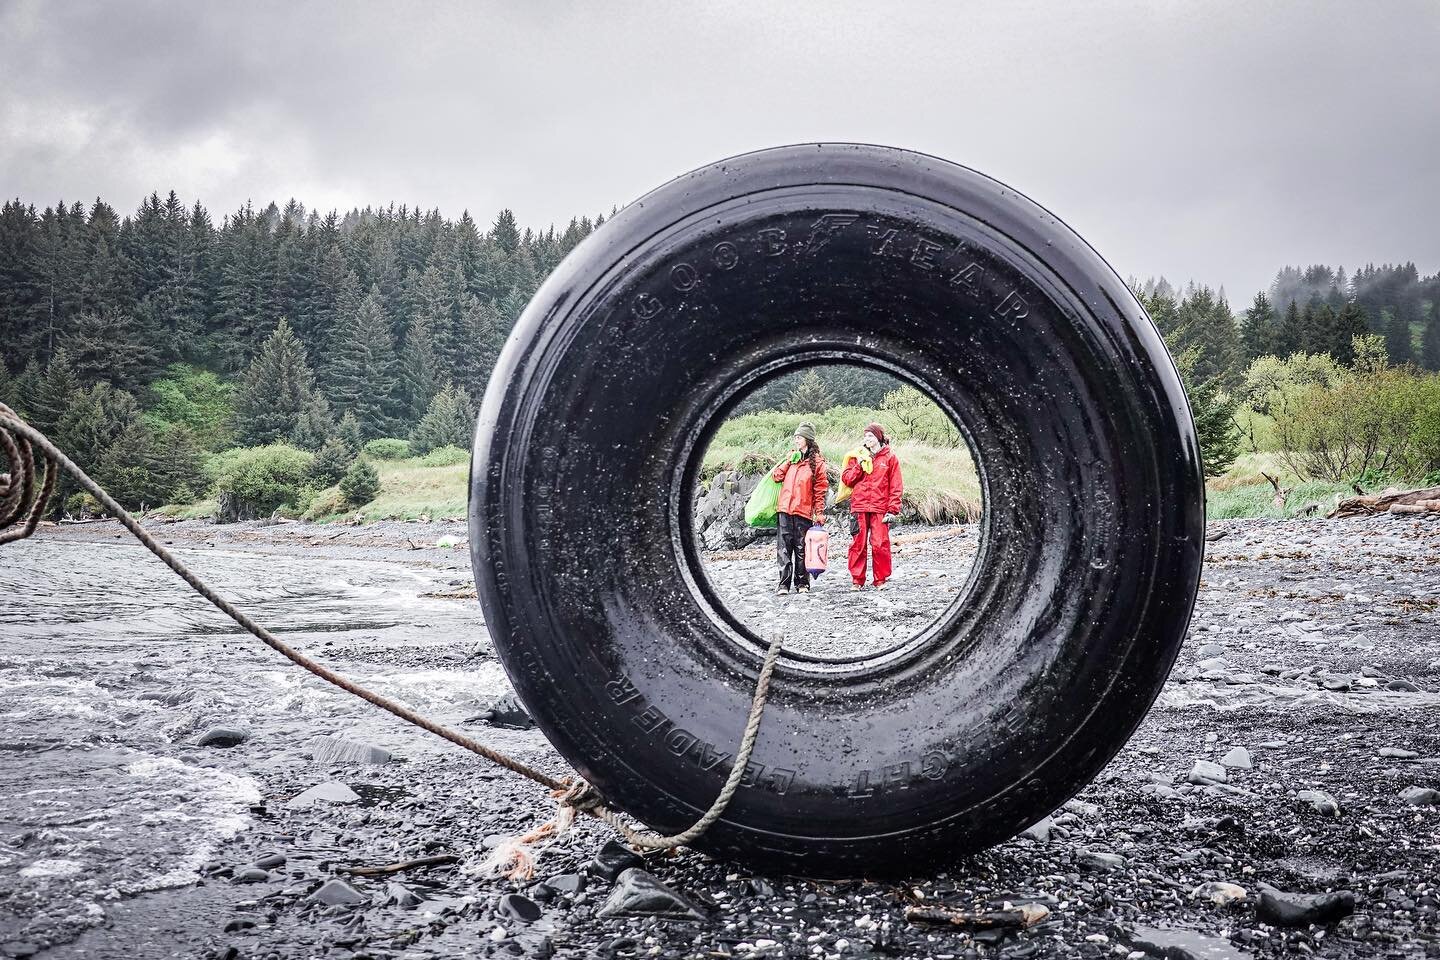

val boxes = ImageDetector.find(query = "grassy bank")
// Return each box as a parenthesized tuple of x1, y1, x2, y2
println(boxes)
(156, 433, 1409, 525)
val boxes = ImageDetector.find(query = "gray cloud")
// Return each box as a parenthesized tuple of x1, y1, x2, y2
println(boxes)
(2, 0, 1437, 302)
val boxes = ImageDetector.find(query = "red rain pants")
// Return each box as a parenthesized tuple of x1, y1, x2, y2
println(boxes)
(847, 512, 892, 586)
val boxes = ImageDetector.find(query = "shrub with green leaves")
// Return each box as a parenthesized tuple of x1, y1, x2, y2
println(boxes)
(363, 437, 412, 460)
(209, 444, 315, 521)
(339, 458, 382, 508)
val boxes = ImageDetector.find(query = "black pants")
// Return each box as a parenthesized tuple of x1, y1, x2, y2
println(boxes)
(776, 512, 814, 589)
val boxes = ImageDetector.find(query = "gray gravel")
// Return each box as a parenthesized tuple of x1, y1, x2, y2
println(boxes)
(8, 513, 1440, 959)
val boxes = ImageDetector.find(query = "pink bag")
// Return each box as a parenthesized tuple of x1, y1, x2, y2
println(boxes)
(804, 525, 829, 578)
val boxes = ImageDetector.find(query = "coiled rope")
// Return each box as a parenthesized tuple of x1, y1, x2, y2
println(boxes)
(0, 403, 783, 878)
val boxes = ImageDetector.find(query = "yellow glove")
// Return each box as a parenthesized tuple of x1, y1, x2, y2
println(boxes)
(860, 456, 873, 474)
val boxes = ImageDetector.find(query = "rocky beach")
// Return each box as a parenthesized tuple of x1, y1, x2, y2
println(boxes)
(2, 514, 1438, 959)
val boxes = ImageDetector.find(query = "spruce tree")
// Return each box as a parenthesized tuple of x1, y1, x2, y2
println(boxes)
(32, 348, 80, 435)
(1328, 303, 1368, 366)
(339, 458, 381, 507)
(0, 361, 12, 410)
(783, 370, 836, 413)
(400, 310, 442, 421)
(1241, 292, 1278, 360)
(409, 383, 476, 455)
(11, 359, 42, 420)
(327, 289, 399, 439)
(1382, 309, 1413, 365)
(1422, 318, 1440, 371)
(452, 294, 503, 394)
(1274, 301, 1305, 357)
(289, 393, 335, 450)
(335, 411, 364, 453)
(234, 318, 317, 445)
(60, 310, 158, 392)
(308, 437, 357, 486)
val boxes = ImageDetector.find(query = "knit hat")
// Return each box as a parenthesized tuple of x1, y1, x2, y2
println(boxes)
(865, 422, 886, 446)
(794, 422, 817, 443)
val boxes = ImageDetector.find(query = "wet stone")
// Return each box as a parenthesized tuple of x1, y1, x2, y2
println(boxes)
(1378, 747, 1419, 759)
(1386, 679, 1421, 692)
(1191, 881, 1247, 906)
(586, 840, 643, 882)
(468, 694, 536, 730)
(598, 868, 707, 919)
(1019, 816, 1055, 842)
(496, 893, 542, 923)
(1256, 887, 1357, 927)
(385, 882, 423, 908)
(197, 726, 250, 748)
(1296, 789, 1341, 817)
(1219, 747, 1251, 769)
(1129, 925, 1247, 960)
(1188, 760, 1227, 784)
(1400, 786, 1440, 806)
(286, 780, 360, 808)
(254, 853, 286, 870)
(309, 734, 392, 765)
(311, 878, 367, 906)
(546, 872, 584, 896)
(1078, 850, 1125, 872)
(233, 867, 270, 884)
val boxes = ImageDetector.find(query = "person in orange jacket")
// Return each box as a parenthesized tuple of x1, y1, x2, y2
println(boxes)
(771, 422, 829, 594)
(841, 422, 903, 589)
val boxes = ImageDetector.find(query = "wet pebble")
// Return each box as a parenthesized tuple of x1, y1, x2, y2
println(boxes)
(495, 893, 542, 923)
(310, 879, 366, 907)
(1296, 789, 1341, 817)
(598, 868, 707, 919)
(197, 726, 250, 748)
(1219, 747, 1251, 769)
(586, 839, 643, 882)
(1400, 786, 1440, 806)
(286, 781, 360, 808)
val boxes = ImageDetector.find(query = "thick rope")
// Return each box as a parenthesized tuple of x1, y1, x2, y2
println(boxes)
(0, 404, 781, 873)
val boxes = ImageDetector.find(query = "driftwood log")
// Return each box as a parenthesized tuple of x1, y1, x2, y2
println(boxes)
(1328, 485, 1440, 519)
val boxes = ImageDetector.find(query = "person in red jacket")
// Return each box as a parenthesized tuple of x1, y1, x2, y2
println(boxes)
(841, 422, 903, 590)
(771, 422, 829, 594)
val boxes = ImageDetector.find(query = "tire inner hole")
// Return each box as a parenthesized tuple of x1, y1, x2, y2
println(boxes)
(690, 362, 984, 662)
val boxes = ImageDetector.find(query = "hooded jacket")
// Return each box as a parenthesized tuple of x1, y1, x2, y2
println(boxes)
(772, 453, 829, 520)
(840, 444, 902, 515)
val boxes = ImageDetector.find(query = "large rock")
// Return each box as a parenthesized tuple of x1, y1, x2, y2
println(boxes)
(1296, 789, 1341, 817)
(1188, 760, 1227, 784)
(695, 471, 769, 551)
(598, 868, 707, 919)
(308, 734, 392, 765)
(1256, 888, 1356, 927)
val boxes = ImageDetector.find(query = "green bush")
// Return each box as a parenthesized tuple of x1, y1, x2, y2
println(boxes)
(418, 444, 469, 467)
(209, 444, 315, 520)
(302, 485, 348, 520)
(143, 363, 235, 451)
(1282, 363, 1423, 483)
(363, 437, 412, 460)
(339, 458, 382, 507)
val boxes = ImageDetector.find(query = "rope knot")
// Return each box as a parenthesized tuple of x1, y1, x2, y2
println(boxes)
(554, 777, 603, 813)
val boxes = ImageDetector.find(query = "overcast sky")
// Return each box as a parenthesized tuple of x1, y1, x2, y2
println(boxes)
(2, 1, 1437, 302)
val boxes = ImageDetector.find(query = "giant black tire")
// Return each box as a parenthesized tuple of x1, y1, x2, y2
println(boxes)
(469, 143, 1203, 878)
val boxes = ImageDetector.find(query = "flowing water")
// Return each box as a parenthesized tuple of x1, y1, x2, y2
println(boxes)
(0, 537, 498, 951)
